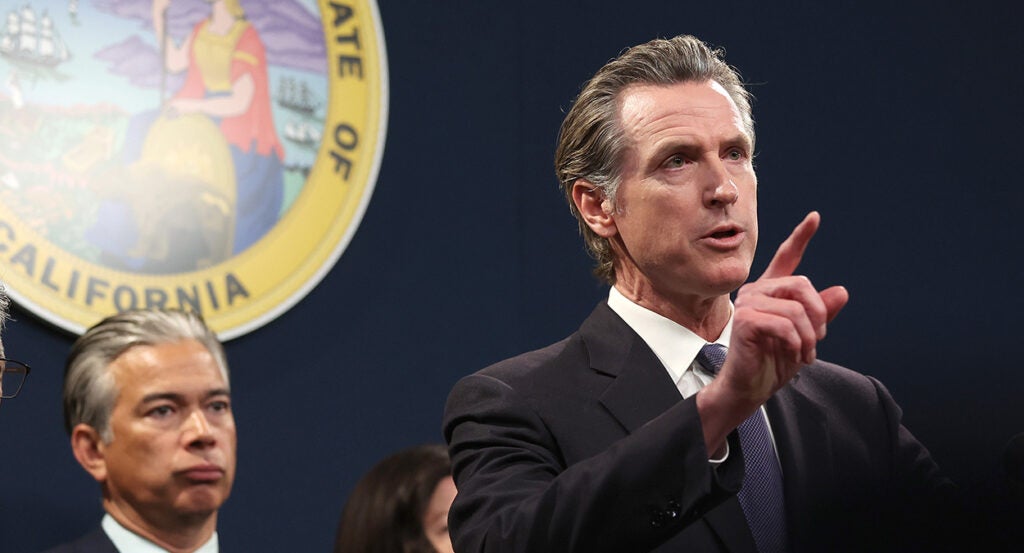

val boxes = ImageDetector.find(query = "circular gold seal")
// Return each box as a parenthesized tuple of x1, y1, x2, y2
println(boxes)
(0, 0, 387, 339)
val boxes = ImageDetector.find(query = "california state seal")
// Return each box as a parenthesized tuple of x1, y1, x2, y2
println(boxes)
(0, 0, 387, 339)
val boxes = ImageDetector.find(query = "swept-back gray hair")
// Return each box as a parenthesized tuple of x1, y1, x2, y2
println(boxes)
(63, 309, 228, 441)
(554, 35, 754, 284)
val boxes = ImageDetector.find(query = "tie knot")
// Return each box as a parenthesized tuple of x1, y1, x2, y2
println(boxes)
(696, 343, 728, 375)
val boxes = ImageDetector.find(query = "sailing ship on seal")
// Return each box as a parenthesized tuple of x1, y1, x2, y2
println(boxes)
(0, 5, 71, 67)
(276, 76, 320, 116)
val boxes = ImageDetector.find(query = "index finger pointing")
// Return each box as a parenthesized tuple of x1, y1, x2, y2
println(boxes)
(760, 211, 820, 280)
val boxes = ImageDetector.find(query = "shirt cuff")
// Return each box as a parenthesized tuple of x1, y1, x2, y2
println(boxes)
(708, 440, 730, 465)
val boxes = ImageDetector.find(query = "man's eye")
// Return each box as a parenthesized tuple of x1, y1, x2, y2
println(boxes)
(665, 155, 687, 168)
(726, 149, 744, 160)
(209, 400, 231, 413)
(148, 405, 174, 418)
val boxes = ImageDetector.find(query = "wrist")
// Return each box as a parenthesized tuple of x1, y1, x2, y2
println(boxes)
(696, 380, 760, 457)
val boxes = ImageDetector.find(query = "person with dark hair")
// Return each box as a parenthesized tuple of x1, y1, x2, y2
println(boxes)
(334, 444, 456, 553)
(42, 309, 235, 553)
(443, 35, 954, 552)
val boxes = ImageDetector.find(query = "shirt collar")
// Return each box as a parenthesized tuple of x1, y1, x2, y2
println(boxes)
(607, 286, 732, 384)
(102, 513, 219, 553)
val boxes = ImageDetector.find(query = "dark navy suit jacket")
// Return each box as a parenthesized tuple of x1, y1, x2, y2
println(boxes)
(40, 528, 117, 553)
(443, 302, 954, 553)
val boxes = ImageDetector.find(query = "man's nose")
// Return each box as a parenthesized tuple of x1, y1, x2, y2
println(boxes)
(702, 159, 739, 208)
(183, 410, 215, 446)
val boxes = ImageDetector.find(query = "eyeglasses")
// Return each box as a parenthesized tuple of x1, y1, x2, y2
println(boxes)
(0, 358, 31, 399)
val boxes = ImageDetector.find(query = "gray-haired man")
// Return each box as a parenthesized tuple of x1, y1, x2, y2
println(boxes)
(443, 35, 954, 553)
(43, 309, 235, 553)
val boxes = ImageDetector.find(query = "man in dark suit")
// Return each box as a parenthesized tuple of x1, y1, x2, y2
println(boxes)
(443, 35, 952, 552)
(42, 309, 235, 553)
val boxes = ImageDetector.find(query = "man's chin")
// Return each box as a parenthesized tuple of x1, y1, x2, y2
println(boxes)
(707, 266, 751, 295)
(175, 488, 229, 516)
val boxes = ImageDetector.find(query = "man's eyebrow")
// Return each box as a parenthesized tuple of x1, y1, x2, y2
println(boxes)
(205, 388, 231, 399)
(139, 388, 231, 404)
(140, 392, 185, 404)
(719, 132, 752, 151)
(648, 139, 702, 165)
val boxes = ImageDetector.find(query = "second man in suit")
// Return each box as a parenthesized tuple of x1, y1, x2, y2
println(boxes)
(44, 309, 235, 553)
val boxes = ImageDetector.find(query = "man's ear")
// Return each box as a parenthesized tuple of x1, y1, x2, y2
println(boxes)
(571, 180, 617, 238)
(71, 423, 108, 483)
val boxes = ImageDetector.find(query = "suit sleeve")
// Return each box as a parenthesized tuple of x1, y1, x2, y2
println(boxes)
(443, 372, 744, 553)
(868, 377, 949, 491)
(869, 376, 961, 540)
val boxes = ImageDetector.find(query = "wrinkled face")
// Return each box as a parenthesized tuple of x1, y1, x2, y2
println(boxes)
(422, 476, 456, 553)
(609, 80, 758, 302)
(101, 339, 236, 522)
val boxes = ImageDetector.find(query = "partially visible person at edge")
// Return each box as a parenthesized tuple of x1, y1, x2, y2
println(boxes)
(334, 444, 457, 553)
(0, 281, 21, 406)
(0, 282, 9, 403)
(41, 309, 235, 553)
(443, 35, 958, 553)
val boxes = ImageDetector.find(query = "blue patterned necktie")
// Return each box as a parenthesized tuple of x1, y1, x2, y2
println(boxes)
(696, 343, 791, 553)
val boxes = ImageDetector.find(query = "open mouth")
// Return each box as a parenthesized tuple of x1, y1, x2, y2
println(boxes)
(709, 228, 739, 239)
(701, 225, 744, 248)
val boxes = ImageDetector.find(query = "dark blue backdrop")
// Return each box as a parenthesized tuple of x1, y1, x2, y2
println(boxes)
(3, 1, 1023, 551)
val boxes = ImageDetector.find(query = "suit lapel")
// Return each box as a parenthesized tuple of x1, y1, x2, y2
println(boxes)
(766, 370, 833, 551)
(580, 303, 683, 433)
(582, 303, 759, 552)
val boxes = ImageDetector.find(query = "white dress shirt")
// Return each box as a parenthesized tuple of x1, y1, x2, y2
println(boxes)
(102, 514, 219, 553)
